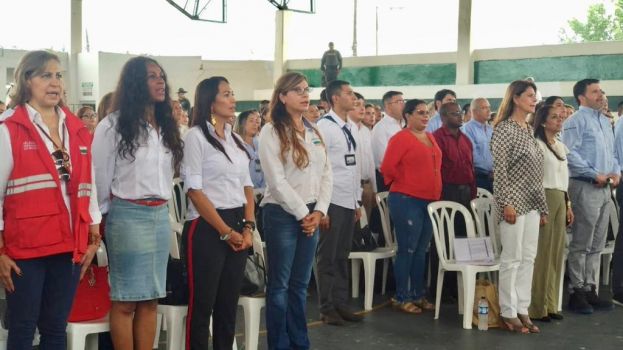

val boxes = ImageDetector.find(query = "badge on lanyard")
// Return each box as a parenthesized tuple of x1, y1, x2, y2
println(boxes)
(254, 158, 262, 172)
(345, 154, 356, 166)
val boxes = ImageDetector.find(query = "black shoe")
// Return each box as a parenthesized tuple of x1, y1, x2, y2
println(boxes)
(585, 285, 614, 310)
(335, 306, 364, 322)
(535, 315, 551, 322)
(613, 293, 623, 307)
(320, 310, 345, 326)
(568, 288, 594, 314)
(548, 313, 564, 320)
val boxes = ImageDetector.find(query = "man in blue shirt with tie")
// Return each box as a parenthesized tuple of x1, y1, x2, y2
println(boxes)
(562, 78, 620, 313)
(461, 97, 493, 193)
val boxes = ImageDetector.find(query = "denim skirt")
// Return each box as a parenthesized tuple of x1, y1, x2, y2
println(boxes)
(105, 197, 170, 301)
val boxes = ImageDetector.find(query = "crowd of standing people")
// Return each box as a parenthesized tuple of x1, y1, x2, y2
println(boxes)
(0, 49, 622, 350)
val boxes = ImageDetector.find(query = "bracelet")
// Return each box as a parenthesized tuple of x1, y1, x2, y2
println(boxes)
(566, 201, 572, 209)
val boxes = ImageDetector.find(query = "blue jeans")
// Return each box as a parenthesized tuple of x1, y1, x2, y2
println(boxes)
(6, 253, 80, 350)
(388, 193, 433, 302)
(263, 204, 318, 350)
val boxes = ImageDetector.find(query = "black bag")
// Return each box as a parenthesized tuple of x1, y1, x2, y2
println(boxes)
(240, 253, 267, 297)
(352, 224, 379, 252)
(159, 256, 189, 305)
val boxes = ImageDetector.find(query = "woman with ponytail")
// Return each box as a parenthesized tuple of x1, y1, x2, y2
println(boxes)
(259, 72, 332, 349)
(181, 76, 254, 350)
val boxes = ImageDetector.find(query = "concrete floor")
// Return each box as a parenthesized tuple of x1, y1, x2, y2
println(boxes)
(195, 284, 623, 350)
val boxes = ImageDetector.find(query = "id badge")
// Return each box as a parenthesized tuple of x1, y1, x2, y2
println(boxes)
(345, 154, 356, 166)
(254, 158, 262, 172)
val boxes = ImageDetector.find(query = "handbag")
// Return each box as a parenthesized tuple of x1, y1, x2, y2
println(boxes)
(471, 278, 501, 328)
(240, 252, 266, 297)
(68, 265, 111, 322)
(351, 224, 379, 252)
(159, 255, 189, 305)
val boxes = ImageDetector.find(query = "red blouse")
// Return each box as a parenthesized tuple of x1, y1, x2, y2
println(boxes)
(380, 129, 442, 200)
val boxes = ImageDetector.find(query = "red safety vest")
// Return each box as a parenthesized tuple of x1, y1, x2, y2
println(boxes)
(3, 105, 94, 262)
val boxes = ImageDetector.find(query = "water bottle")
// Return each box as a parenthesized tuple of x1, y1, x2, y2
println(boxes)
(478, 296, 489, 331)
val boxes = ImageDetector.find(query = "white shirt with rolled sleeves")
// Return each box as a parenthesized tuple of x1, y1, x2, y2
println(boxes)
(0, 104, 102, 231)
(371, 112, 403, 169)
(349, 118, 377, 192)
(181, 123, 253, 220)
(92, 111, 174, 214)
(258, 120, 333, 220)
(317, 110, 362, 210)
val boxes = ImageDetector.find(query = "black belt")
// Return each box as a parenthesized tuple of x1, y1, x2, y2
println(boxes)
(571, 176, 597, 184)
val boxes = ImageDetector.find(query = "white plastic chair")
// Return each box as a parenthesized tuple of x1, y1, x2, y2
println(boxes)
(349, 194, 395, 310)
(470, 197, 501, 258)
(157, 222, 187, 350)
(427, 201, 500, 329)
(237, 229, 266, 350)
(598, 197, 619, 288)
(476, 187, 493, 199)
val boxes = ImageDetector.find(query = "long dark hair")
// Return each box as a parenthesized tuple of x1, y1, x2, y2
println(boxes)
(533, 104, 565, 161)
(112, 56, 183, 169)
(269, 72, 324, 169)
(192, 76, 249, 162)
(493, 80, 537, 127)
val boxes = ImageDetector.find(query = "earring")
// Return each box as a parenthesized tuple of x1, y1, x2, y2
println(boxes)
(211, 114, 216, 125)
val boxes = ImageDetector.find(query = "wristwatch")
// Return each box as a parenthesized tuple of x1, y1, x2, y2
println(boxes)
(243, 220, 256, 231)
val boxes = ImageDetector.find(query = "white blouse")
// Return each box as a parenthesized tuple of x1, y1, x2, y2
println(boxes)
(92, 111, 174, 214)
(181, 123, 253, 219)
(259, 121, 333, 221)
(537, 139, 569, 192)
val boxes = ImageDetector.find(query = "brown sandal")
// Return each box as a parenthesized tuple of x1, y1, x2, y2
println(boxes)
(394, 302, 422, 314)
(518, 314, 540, 333)
(500, 316, 529, 334)
(413, 298, 435, 311)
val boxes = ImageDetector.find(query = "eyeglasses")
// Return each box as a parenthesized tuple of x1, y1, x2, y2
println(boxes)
(52, 149, 72, 182)
(388, 99, 406, 105)
(81, 113, 97, 120)
(289, 87, 312, 96)
(413, 110, 429, 116)
(446, 111, 464, 117)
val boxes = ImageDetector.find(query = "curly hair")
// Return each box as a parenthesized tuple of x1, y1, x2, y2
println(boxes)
(112, 56, 183, 169)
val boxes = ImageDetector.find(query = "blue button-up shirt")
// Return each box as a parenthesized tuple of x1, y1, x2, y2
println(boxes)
(561, 106, 620, 178)
(614, 118, 623, 169)
(425, 111, 442, 132)
(461, 119, 493, 174)
(243, 137, 265, 189)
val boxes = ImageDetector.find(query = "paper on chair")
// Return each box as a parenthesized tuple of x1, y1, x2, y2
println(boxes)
(453, 237, 495, 265)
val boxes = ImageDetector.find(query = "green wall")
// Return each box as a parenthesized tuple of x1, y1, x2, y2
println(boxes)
(293, 63, 456, 87)
(474, 54, 623, 84)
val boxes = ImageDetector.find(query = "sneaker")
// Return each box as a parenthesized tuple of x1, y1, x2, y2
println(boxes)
(568, 288, 594, 314)
(612, 293, 623, 307)
(585, 285, 614, 310)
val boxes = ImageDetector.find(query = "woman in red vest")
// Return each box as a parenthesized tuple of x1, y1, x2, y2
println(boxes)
(92, 56, 183, 350)
(0, 50, 102, 349)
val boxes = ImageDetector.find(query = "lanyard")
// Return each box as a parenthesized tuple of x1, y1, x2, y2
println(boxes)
(35, 121, 67, 152)
(323, 115, 357, 152)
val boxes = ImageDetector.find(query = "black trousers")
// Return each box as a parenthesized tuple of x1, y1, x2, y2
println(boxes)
(316, 203, 356, 313)
(183, 208, 248, 350)
(429, 184, 473, 299)
(376, 169, 389, 193)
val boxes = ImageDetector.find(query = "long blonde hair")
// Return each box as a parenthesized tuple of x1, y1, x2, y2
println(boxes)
(9, 50, 64, 108)
(493, 80, 537, 127)
(269, 72, 323, 169)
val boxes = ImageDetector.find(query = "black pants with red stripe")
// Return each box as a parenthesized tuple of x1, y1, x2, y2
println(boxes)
(182, 207, 247, 350)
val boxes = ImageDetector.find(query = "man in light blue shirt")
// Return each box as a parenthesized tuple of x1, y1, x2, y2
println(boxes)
(461, 97, 493, 193)
(612, 103, 623, 306)
(562, 78, 620, 313)
(425, 89, 456, 132)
